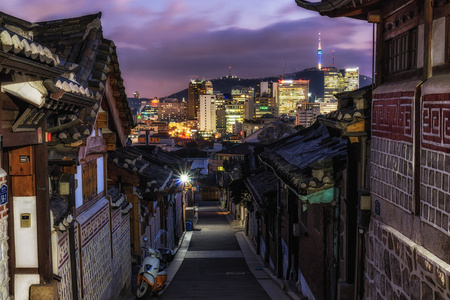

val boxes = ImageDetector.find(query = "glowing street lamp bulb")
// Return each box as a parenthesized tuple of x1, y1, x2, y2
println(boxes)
(180, 174, 189, 183)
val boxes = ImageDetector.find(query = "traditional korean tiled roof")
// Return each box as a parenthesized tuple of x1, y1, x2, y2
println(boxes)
(294, 0, 381, 20)
(34, 14, 134, 132)
(317, 85, 372, 133)
(133, 145, 185, 167)
(245, 169, 278, 210)
(217, 143, 252, 156)
(318, 86, 372, 123)
(49, 194, 74, 232)
(108, 146, 183, 200)
(260, 123, 347, 195)
(0, 11, 134, 143)
(173, 148, 208, 159)
(108, 185, 132, 215)
(0, 26, 59, 67)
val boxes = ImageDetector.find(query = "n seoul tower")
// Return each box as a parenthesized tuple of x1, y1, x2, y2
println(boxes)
(317, 32, 322, 70)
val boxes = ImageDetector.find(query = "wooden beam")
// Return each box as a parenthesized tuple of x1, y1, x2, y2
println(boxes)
(104, 78, 126, 147)
(0, 129, 40, 148)
(423, 0, 433, 80)
(107, 163, 139, 186)
(35, 138, 53, 283)
(376, 22, 384, 87)
(128, 194, 140, 255)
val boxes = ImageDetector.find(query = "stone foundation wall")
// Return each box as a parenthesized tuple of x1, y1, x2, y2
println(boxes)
(365, 218, 450, 299)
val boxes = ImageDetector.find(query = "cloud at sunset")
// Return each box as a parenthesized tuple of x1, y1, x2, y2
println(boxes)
(1, 0, 373, 98)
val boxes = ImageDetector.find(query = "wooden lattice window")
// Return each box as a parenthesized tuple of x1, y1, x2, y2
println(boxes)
(82, 161, 97, 200)
(387, 29, 418, 74)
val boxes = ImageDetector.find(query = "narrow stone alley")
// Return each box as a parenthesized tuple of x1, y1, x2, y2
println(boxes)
(123, 200, 293, 300)
(161, 201, 272, 299)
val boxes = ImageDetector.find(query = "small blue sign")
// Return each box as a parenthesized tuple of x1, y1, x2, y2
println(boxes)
(0, 185, 7, 205)
(375, 199, 380, 216)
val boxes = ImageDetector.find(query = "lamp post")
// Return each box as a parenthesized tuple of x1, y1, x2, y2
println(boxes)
(179, 173, 190, 231)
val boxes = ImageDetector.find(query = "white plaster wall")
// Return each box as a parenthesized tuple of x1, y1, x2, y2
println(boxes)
(432, 17, 446, 66)
(97, 156, 104, 195)
(13, 196, 37, 268)
(14, 274, 39, 300)
(75, 165, 83, 208)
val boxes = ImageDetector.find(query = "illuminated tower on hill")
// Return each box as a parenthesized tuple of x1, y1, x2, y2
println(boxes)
(317, 32, 322, 70)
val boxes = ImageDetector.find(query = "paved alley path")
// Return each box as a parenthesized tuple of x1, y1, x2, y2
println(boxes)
(159, 201, 272, 300)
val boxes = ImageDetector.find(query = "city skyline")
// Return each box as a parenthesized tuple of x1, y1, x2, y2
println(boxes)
(1, 0, 373, 98)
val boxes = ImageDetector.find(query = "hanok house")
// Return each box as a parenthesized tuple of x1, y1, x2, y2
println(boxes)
(108, 146, 186, 260)
(258, 123, 348, 299)
(0, 11, 134, 300)
(296, 0, 450, 299)
(246, 83, 370, 300)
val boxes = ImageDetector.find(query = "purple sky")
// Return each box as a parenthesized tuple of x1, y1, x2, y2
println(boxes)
(2, 0, 373, 98)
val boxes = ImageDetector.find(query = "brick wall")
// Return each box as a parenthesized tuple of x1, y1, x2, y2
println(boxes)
(366, 84, 450, 299)
(56, 232, 72, 300)
(111, 208, 131, 291)
(365, 219, 450, 299)
(56, 198, 132, 300)
(420, 93, 450, 234)
(370, 137, 414, 212)
(0, 175, 9, 300)
(77, 199, 111, 300)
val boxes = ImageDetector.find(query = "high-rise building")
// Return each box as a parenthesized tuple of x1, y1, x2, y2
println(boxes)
(140, 98, 159, 121)
(254, 82, 277, 119)
(158, 98, 186, 122)
(324, 67, 340, 102)
(320, 102, 338, 115)
(199, 95, 216, 132)
(277, 79, 309, 117)
(323, 67, 360, 102)
(215, 94, 230, 133)
(343, 67, 359, 91)
(225, 103, 244, 134)
(231, 87, 254, 121)
(296, 101, 321, 127)
(134, 91, 140, 99)
(187, 79, 213, 121)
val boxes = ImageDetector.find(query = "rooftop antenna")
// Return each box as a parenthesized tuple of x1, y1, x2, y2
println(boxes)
(229, 66, 232, 77)
(332, 49, 335, 68)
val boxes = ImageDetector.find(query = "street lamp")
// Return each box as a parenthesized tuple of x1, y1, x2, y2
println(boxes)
(179, 174, 189, 185)
(178, 171, 192, 231)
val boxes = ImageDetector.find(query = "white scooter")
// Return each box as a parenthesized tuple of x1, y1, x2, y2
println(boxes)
(136, 242, 174, 298)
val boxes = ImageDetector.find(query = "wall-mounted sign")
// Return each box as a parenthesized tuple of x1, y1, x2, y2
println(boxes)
(0, 185, 7, 205)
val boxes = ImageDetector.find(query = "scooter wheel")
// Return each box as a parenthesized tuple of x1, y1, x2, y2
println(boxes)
(136, 281, 152, 299)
